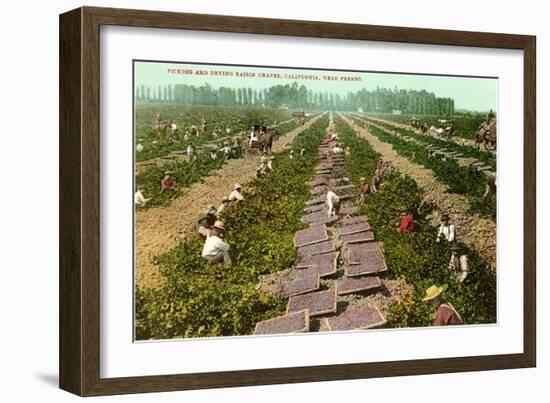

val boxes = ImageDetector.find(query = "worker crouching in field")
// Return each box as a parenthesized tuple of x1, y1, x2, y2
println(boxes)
(267, 156, 274, 172)
(134, 187, 151, 207)
(397, 210, 415, 233)
(196, 213, 211, 241)
(449, 244, 469, 283)
(422, 285, 464, 326)
(325, 187, 341, 218)
(436, 214, 456, 243)
(228, 183, 245, 203)
(358, 177, 372, 203)
(217, 196, 230, 218)
(202, 221, 232, 266)
(372, 173, 382, 193)
(160, 172, 175, 192)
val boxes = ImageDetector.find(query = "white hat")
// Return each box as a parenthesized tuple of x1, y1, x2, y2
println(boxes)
(234, 183, 242, 190)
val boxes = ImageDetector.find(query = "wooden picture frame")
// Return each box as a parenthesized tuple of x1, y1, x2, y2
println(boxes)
(59, 6, 536, 396)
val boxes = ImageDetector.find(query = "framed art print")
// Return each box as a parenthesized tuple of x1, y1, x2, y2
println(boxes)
(59, 6, 536, 396)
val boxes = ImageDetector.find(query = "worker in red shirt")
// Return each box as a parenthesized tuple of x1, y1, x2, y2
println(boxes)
(422, 285, 464, 326)
(160, 171, 174, 192)
(397, 210, 415, 233)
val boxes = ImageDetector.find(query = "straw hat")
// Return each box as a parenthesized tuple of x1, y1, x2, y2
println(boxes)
(214, 220, 226, 231)
(360, 177, 366, 182)
(234, 183, 242, 190)
(205, 205, 217, 215)
(422, 285, 445, 302)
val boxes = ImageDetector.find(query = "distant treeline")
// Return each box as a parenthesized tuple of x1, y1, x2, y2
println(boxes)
(135, 82, 455, 114)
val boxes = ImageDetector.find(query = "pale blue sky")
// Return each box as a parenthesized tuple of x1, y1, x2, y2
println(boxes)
(135, 61, 497, 112)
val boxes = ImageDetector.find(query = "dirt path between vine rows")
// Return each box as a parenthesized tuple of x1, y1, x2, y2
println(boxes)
(136, 113, 325, 289)
(339, 113, 496, 269)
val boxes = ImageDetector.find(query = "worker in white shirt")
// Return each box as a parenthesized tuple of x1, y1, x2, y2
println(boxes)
(201, 221, 232, 266)
(228, 183, 244, 203)
(331, 132, 338, 141)
(171, 121, 178, 140)
(134, 187, 151, 207)
(249, 128, 258, 148)
(436, 214, 456, 243)
(325, 187, 340, 217)
(136, 139, 144, 153)
(221, 142, 231, 157)
(448, 244, 469, 283)
(267, 156, 274, 172)
(332, 143, 344, 155)
(210, 147, 218, 160)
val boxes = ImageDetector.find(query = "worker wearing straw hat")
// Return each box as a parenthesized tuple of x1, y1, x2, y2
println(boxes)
(358, 177, 371, 203)
(228, 183, 244, 203)
(201, 220, 232, 266)
(160, 171, 175, 192)
(196, 211, 212, 241)
(422, 285, 464, 326)
(217, 196, 230, 218)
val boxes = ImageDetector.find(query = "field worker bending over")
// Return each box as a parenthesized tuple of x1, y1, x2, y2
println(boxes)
(422, 285, 464, 326)
(160, 172, 175, 192)
(217, 196, 230, 218)
(376, 158, 384, 176)
(449, 244, 469, 283)
(228, 183, 244, 203)
(267, 156, 274, 172)
(171, 121, 178, 140)
(372, 173, 382, 193)
(134, 187, 151, 207)
(221, 142, 231, 157)
(249, 127, 258, 147)
(136, 139, 144, 153)
(358, 177, 372, 203)
(187, 144, 195, 161)
(205, 205, 218, 223)
(332, 143, 344, 155)
(397, 210, 415, 233)
(436, 214, 455, 243)
(325, 187, 340, 217)
(202, 221, 232, 266)
(196, 212, 212, 241)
